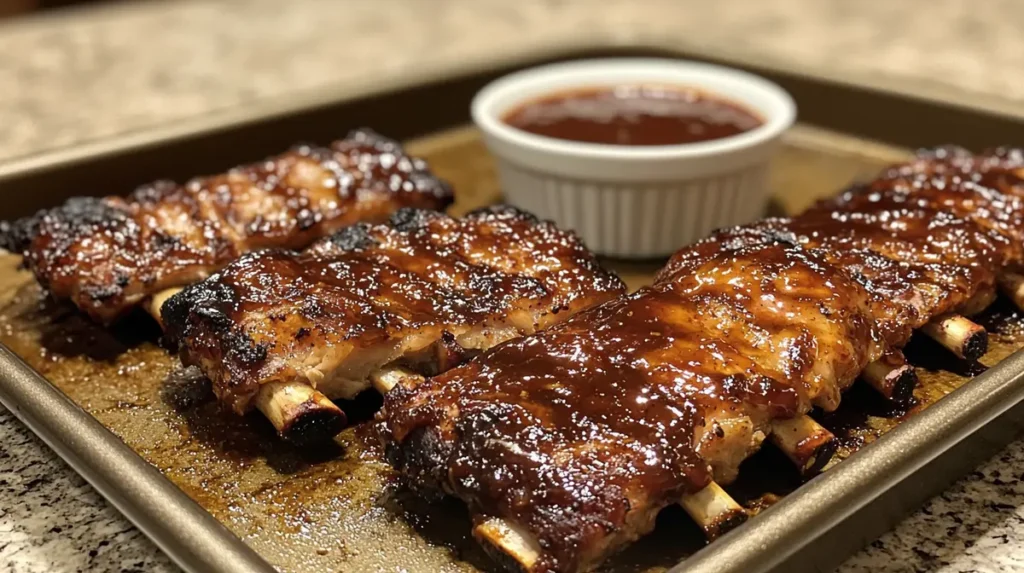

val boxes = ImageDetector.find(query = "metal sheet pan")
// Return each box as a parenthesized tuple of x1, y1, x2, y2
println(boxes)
(0, 346, 276, 573)
(1, 47, 1024, 573)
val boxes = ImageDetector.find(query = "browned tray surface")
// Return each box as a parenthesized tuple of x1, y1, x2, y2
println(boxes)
(2, 125, 1023, 572)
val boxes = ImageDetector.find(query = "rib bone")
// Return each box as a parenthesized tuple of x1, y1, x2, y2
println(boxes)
(861, 350, 917, 403)
(147, 287, 182, 329)
(475, 480, 747, 573)
(920, 313, 988, 361)
(149, 287, 346, 444)
(677, 481, 749, 539)
(474, 518, 542, 572)
(768, 415, 837, 476)
(253, 381, 346, 444)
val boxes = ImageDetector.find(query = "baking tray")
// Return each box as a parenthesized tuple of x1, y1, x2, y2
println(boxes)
(2, 46, 1024, 573)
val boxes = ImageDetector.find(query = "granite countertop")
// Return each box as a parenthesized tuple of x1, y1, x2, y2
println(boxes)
(2, 0, 1024, 572)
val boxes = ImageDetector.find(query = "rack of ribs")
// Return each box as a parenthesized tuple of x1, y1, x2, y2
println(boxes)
(376, 147, 1024, 573)
(0, 129, 453, 323)
(160, 206, 625, 443)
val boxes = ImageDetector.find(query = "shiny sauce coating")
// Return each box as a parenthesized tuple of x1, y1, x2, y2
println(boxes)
(377, 146, 1024, 573)
(382, 238, 884, 571)
(502, 85, 763, 146)
(163, 206, 625, 413)
(2, 129, 454, 323)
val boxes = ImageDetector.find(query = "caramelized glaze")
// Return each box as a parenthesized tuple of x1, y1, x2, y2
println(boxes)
(708, 208, 1008, 347)
(163, 206, 624, 413)
(384, 238, 884, 571)
(0, 129, 453, 323)
(379, 147, 1024, 573)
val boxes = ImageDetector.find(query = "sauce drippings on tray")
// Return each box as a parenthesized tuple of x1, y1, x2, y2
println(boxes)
(502, 85, 763, 146)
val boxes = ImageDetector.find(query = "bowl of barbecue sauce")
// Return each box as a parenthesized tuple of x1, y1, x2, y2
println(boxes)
(471, 59, 796, 258)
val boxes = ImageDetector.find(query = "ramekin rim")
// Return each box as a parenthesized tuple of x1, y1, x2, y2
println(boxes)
(471, 57, 797, 162)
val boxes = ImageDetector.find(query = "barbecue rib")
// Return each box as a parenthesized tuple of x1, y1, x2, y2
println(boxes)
(0, 129, 453, 323)
(378, 147, 1024, 573)
(162, 206, 625, 441)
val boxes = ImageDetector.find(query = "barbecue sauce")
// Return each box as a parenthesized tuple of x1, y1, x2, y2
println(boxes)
(502, 85, 763, 146)
(379, 145, 1024, 572)
(162, 207, 625, 412)
(382, 238, 884, 572)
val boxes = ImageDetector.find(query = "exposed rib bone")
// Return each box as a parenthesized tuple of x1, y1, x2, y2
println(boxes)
(677, 481, 749, 539)
(768, 415, 837, 476)
(920, 313, 988, 361)
(253, 381, 346, 445)
(475, 518, 542, 572)
(861, 351, 917, 403)
(858, 287, 995, 403)
(147, 287, 183, 328)
(149, 287, 345, 444)
(475, 481, 747, 572)
(369, 366, 417, 394)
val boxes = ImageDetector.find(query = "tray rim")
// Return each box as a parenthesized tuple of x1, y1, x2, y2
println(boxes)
(0, 345, 277, 573)
(1, 44, 1024, 573)
(674, 349, 1024, 573)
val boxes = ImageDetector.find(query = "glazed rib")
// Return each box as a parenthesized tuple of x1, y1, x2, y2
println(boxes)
(377, 147, 1024, 573)
(381, 240, 883, 572)
(0, 129, 453, 323)
(701, 208, 1005, 365)
(162, 206, 625, 430)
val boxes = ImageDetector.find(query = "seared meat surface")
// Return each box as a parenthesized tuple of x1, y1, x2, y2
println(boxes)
(0, 129, 453, 323)
(817, 145, 1024, 253)
(707, 208, 1007, 349)
(163, 206, 624, 414)
(378, 148, 1024, 573)
(381, 239, 882, 572)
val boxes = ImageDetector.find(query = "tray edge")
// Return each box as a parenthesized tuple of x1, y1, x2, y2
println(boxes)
(674, 348, 1024, 573)
(0, 344, 277, 573)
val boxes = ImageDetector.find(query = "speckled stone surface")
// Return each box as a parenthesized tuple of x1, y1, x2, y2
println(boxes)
(0, 405, 176, 573)
(4, 0, 1024, 163)
(2, 1, 1024, 572)
(838, 437, 1024, 573)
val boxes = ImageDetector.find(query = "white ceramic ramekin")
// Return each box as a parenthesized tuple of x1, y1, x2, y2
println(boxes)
(471, 58, 797, 258)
